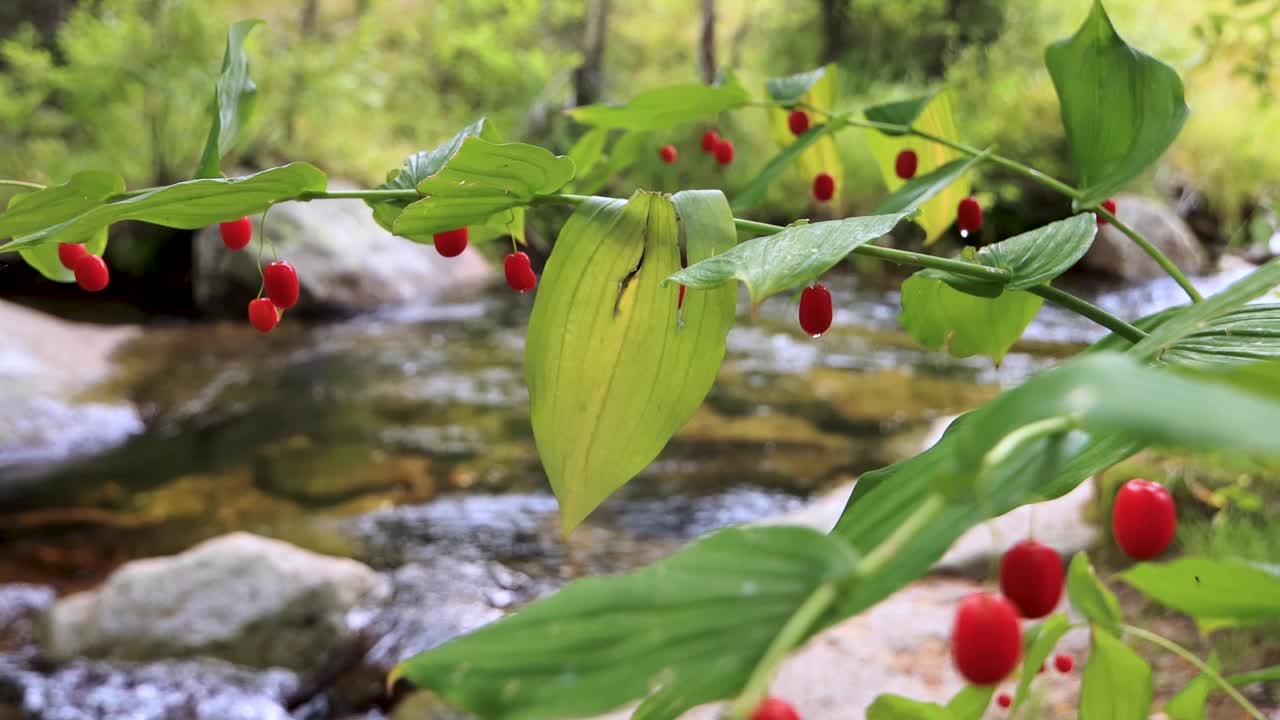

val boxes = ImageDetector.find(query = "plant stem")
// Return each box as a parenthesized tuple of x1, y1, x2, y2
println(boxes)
(108, 187, 423, 202)
(849, 493, 948, 581)
(1027, 285, 1148, 343)
(980, 416, 1078, 480)
(722, 583, 838, 720)
(1096, 206, 1203, 302)
(1121, 624, 1267, 720)
(0, 179, 46, 191)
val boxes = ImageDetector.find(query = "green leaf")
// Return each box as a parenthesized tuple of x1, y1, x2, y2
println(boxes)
(393, 138, 575, 242)
(195, 19, 265, 179)
(1165, 651, 1220, 720)
(864, 92, 969, 244)
(863, 90, 941, 135)
(1119, 556, 1280, 631)
(944, 686, 995, 720)
(393, 525, 856, 720)
(866, 694, 949, 720)
(1079, 628, 1153, 720)
(1158, 304, 1280, 367)
(525, 191, 736, 532)
(573, 131, 648, 195)
(0, 171, 125, 241)
(566, 127, 609, 179)
(1, 164, 327, 252)
(1067, 553, 1124, 630)
(367, 118, 501, 238)
(899, 273, 1043, 362)
(732, 118, 847, 213)
(765, 66, 843, 209)
(872, 155, 985, 217)
(568, 75, 752, 131)
(1011, 615, 1071, 714)
(668, 212, 908, 306)
(11, 191, 107, 283)
(1045, 1, 1190, 208)
(765, 67, 829, 107)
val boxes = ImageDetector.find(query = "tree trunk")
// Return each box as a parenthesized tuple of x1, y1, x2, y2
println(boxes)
(699, 0, 716, 84)
(301, 0, 320, 36)
(818, 0, 849, 66)
(572, 0, 611, 106)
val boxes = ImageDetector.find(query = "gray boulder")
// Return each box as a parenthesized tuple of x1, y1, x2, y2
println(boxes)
(1082, 193, 1207, 280)
(41, 532, 387, 671)
(193, 180, 493, 317)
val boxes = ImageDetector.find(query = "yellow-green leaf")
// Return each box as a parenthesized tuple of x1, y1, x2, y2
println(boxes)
(767, 65, 842, 201)
(899, 273, 1042, 362)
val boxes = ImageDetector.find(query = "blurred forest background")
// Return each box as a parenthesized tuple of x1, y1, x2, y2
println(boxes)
(0, 0, 1277, 251)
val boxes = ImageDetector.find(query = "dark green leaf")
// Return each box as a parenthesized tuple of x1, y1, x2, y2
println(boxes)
(1012, 615, 1071, 714)
(195, 19, 265, 179)
(1067, 553, 1124, 630)
(393, 139, 574, 242)
(1079, 628, 1153, 720)
(394, 526, 856, 720)
(668, 212, 909, 305)
(0, 171, 125, 241)
(568, 75, 752, 131)
(525, 191, 735, 532)
(1045, 1, 1190, 207)
(1, 164, 327, 252)
(944, 686, 995, 720)
(1119, 556, 1280, 631)
(766, 67, 829, 107)
(975, 214, 1097, 289)
(863, 90, 941, 135)
(732, 118, 847, 212)
(899, 273, 1043, 362)
(866, 694, 949, 720)
(872, 155, 985, 217)
(1165, 651, 1220, 720)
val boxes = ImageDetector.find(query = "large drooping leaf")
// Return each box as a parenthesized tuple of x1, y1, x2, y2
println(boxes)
(1011, 615, 1071, 713)
(764, 65, 843, 207)
(863, 90, 940, 134)
(871, 155, 985, 218)
(195, 19, 264, 179)
(1045, 0, 1190, 208)
(0, 164, 327, 252)
(367, 118, 501, 238)
(525, 191, 736, 532)
(668, 212, 909, 306)
(394, 526, 856, 720)
(567, 73, 751, 130)
(0, 171, 124, 242)
(1066, 553, 1123, 631)
(393, 138, 574, 242)
(898, 272, 1043, 362)
(864, 92, 969, 244)
(732, 118, 847, 212)
(1079, 629, 1153, 720)
(1119, 556, 1280, 631)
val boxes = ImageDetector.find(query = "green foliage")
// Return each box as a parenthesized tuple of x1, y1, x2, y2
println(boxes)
(10, 192, 108, 283)
(1120, 556, 1280, 631)
(863, 91, 940, 134)
(762, 65, 844, 205)
(732, 118, 848, 213)
(864, 686, 995, 720)
(1165, 652, 1222, 720)
(871, 155, 986, 217)
(899, 275, 1042, 362)
(393, 526, 855, 720)
(765, 67, 829, 107)
(0, 171, 124, 241)
(568, 73, 752, 130)
(195, 19, 263, 179)
(1045, 0, 1190, 208)
(1067, 553, 1124, 631)
(1011, 615, 1071, 713)
(1079, 628, 1154, 720)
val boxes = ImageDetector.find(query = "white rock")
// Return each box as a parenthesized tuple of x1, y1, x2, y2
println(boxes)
(42, 532, 387, 670)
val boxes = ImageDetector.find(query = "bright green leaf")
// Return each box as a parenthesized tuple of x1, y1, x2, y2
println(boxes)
(1045, 1, 1190, 208)
(526, 191, 735, 532)
(573, 131, 648, 195)
(1159, 304, 1280, 367)
(899, 273, 1043, 362)
(765, 66, 842, 206)
(1165, 651, 1220, 720)
(733, 118, 847, 212)
(393, 138, 574, 242)
(568, 75, 751, 131)
(1067, 553, 1124, 630)
(944, 686, 995, 720)
(1119, 556, 1280, 631)
(394, 526, 856, 720)
(668, 212, 908, 306)
(1, 164, 327, 252)
(12, 191, 109, 283)
(863, 90, 941, 135)
(1079, 628, 1153, 720)
(195, 19, 264, 179)
(866, 694, 949, 720)
(0, 171, 125, 242)
(566, 127, 609, 179)
(872, 155, 986, 218)
(1012, 615, 1071, 714)
(766, 67, 829, 107)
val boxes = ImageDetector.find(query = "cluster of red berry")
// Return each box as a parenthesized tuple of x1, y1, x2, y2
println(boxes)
(218, 216, 299, 333)
(657, 129, 737, 168)
(950, 479, 1175, 707)
(430, 226, 538, 294)
(56, 243, 110, 292)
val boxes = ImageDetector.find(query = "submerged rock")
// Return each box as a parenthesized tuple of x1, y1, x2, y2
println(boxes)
(41, 533, 386, 671)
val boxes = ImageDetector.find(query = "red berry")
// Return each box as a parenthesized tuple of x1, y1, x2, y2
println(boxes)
(73, 254, 109, 292)
(219, 216, 253, 250)
(433, 227, 469, 258)
(1053, 653, 1074, 673)
(263, 261, 300, 309)
(957, 196, 982, 234)
(677, 284, 686, 309)
(1111, 479, 1176, 560)
(895, 150, 918, 180)
(999, 539, 1065, 619)
(248, 297, 279, 333)
(787, 110, 810, 136)
(951, 592, 1022, 685)
(504, 251, 537, 293)
(1098, 198, 1117, 226)
(714, 138, 735, 166)
(996, 693, 1012, 710)
(812, 172, 836, 203)
(750, 696, 800, 720)
(659, 144, 678, 164)
(58, 243, 88, 270)
(799, 284, 833, 338)
(701, 130, 721, 153)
